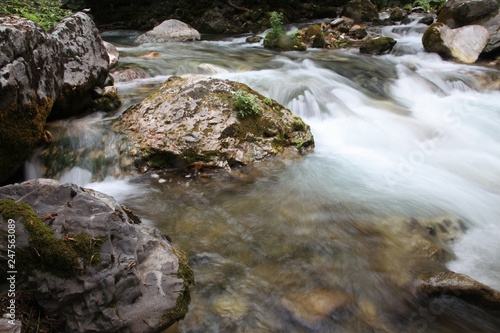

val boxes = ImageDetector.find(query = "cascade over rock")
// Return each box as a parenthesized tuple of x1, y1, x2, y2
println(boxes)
(118, 75, 314, 172)
(0, 179, 194, 333)
(422, 22, 489, 63)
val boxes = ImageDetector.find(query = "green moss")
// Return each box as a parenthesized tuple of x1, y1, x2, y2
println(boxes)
(0, 99, 52, 183)
(161, 246, 195, 326)
(0, 199, 106, 280)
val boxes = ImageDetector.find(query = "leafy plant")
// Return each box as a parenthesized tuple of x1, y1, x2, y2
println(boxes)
(233, 91, 262, 118)
(413, 0, 446, 11)
(269, 11, 285, 36)
(0, 0, 72, 31)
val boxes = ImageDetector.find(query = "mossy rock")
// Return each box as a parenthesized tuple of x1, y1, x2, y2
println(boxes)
(264, 31, 307, 51)
(0, 179, 194, 332)
(422, 22, 449, 55)
(118, 75, 314, 173)
(0, 198, 106, 281)
(359, 36, 397, 55)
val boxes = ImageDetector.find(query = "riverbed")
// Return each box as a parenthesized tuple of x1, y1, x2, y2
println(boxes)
(27, 15, 500, 333)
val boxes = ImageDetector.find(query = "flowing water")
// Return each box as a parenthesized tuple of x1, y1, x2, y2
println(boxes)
(26, 16, 500, 332)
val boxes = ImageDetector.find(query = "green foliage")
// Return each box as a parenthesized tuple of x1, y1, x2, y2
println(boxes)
(269, 11, 285, 36)
(413, 0, 446, 11)
(264, 97, 273, 106)
(0, 0, 72, 31)
(233, 91, 262, 118)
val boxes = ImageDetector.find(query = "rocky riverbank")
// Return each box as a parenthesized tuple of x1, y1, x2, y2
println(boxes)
(0, 179, 194, 332)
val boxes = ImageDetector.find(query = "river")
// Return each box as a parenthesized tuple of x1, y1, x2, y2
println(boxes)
(26, 15, 500, 333)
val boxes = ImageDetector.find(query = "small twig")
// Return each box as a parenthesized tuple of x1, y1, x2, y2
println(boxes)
(228, 0, 250, 12)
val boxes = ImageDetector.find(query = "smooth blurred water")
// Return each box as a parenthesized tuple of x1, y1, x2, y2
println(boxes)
(27, 15, 500, 332)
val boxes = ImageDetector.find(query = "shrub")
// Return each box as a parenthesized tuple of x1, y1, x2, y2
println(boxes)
(0, 0, 72, 31)
(233, 91, 262, 118)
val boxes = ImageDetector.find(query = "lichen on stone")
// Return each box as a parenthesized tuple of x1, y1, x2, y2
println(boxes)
(0, 198, 106, 280)
(161, 246, 195, 326)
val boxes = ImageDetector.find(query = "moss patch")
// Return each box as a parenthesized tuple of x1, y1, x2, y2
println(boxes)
(0, 199, 107, 280)
(161, 246, 195, 327)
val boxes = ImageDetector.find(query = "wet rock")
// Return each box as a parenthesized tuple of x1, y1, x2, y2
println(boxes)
(213, 295, 248, 319)
(0, 179, 194, 333)
(422, 22, 490, 63)
(103, 41, 119, 68)
(437, 0, 500, 55)
(341, 0, 379, 24)
(263, 30, 307, 51)
(118, 75, 314, 172)
(304, 24, 326, 48)
(90, 86, 122, 112)
(111, 66, 152, 82)
(418, 15, 435, 26)
(417, 216, 466, 243)
(50, 12, 111, 119)
(245, 35, 262, 43)
(330, 16, 355, 29)
(281, 289, 357, 329)
(438, 0, 498, 26)
(349, 25, 368, 39)
(359, 36, 397, 55)
(418, 271, 500, 310)
(0, 16, 63, 183)
(389, 7, 408, 22)
(197, 63, 228, 74)
(134, 19, 201, 44)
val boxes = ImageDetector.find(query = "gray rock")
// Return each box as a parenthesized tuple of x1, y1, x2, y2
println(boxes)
(359, 37, 397, 55)
(111, 66, 152, 82)
(118, 75, 314, 172)
(422, 22, 490, 63)
(341, 0, 379, 24)
(50, 12, 110, 118)
(0, 16, 63, 183)
(134, 19, 201, 44)
(103, 41, 119, 68)
(437, 0, 500, 55)
(0, 179, 193, 333)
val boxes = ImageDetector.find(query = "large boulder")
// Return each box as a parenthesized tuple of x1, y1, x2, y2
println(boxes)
(0, 13, 118, 184)
(134, 19, 201, 44)
(118, 75, 314, 172)
(422, 22, 489, 63)
(0, 179, 194, 333)
(50, 12, 111, 118)
(437, 0, 500, 56)
(340, 0, 379, 24)
(418, 271, 500, 310)
(359, 36, 397, 55)
(0, 16, 64, 184)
